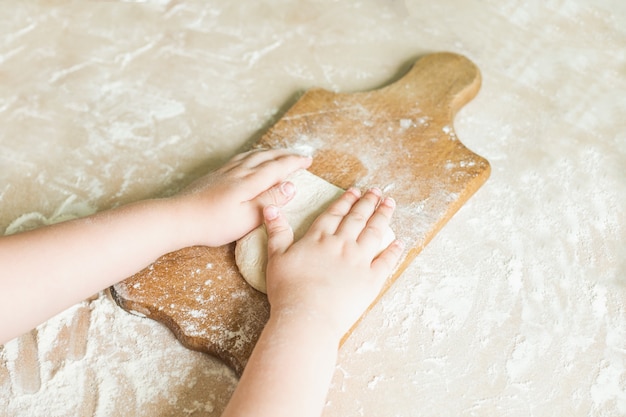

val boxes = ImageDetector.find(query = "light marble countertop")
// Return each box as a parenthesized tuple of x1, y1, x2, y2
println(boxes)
(1, 1, 624, 416)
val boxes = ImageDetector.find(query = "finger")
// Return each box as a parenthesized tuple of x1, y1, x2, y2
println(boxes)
(371, 239, 405, 281)
(335, 188, 382, 239)
(243, 155, 312, 194)
(225, 149, 310, 176)
(357, 197, 396, 250)
(241, 148, 305, 169)
(229, 148, 266, 163)
(251, 180, 296, 210)
(264, 205, 294, 257)
(252, 151, 313, 173)
(219, 148, 267, 172)
(308, 188, 361, 235)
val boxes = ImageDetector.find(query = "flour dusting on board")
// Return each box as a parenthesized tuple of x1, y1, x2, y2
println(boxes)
(278, 113, 475, 246)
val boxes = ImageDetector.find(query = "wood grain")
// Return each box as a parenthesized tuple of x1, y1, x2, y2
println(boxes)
(111, 52, 490, 375)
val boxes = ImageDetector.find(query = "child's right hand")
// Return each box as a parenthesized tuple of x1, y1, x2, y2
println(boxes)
(263, 187, 404, 340)
(222, 186, 403, 417)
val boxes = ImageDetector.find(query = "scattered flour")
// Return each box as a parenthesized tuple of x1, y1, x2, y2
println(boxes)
(1, 2, 625, 417)
(1, 293, 238, 416)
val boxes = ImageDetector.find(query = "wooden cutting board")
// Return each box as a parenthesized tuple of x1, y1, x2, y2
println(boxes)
(111, 52, 490, 375)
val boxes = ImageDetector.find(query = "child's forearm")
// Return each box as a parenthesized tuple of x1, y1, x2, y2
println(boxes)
(222, 310, 340, 417)
(0, 149, 311, 344)
(0, 198, 185, 344)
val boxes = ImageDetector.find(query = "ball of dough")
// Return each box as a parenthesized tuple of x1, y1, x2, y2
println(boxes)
(235, 169, 395, 293)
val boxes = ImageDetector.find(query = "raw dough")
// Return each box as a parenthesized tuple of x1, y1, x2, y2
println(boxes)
(235, 169, 396, 293)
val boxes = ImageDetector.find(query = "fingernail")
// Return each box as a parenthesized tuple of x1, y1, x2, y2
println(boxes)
(384, 197, 396, 208)
(280, 181, 295, 197)
(369, 187, 382, 197)
(265, 205, 279, 220)
(347, 187, 361, 197)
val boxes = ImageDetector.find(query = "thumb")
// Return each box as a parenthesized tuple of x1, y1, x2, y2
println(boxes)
(264, 205, 294, 256)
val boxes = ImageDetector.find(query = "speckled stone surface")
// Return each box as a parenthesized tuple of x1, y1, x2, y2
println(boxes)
(1, 1, 625, 416)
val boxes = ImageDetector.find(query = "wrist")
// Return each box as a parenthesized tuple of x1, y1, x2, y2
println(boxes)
(124, 197, 195, 252)
(159, 196, 208, 248)
(268, 305, 345, 347)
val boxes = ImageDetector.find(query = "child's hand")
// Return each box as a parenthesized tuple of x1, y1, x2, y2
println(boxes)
(174, 149, 312, 247)
(263, 187, 404, 339)
(220, 187, 403, 417)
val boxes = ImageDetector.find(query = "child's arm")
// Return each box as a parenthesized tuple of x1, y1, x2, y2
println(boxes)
(0, 149, 312, 345)
(222, 187, 404, 417)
